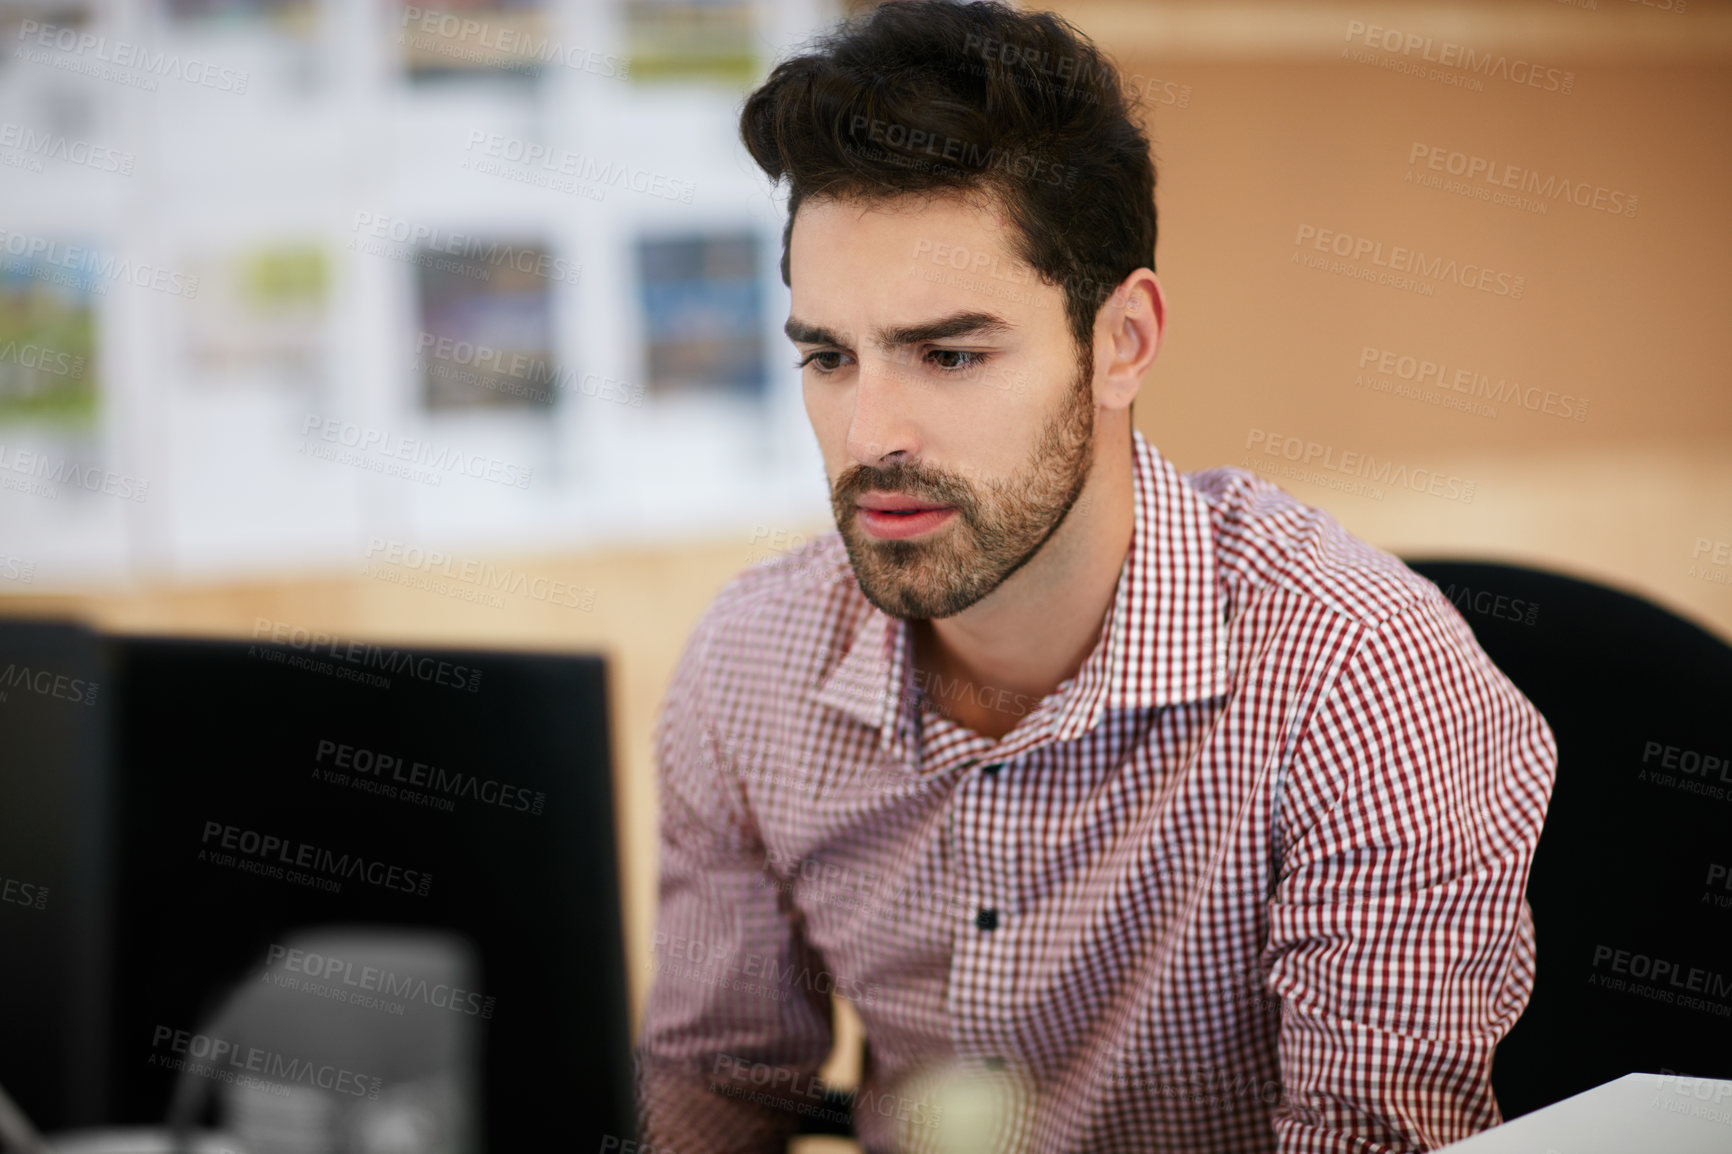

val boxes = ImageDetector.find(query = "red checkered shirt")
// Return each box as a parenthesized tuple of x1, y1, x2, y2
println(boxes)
(636, 427, 1557, 1153)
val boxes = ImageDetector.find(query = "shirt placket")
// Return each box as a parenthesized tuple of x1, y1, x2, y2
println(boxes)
(944, 741, 1034, 1076)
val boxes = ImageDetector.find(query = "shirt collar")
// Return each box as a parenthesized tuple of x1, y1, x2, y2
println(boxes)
(813, 427, 1229, 751)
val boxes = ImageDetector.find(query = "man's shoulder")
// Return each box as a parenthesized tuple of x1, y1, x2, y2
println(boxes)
(684, 531, 865, 669)
(1184, 467, 1553, 787)
(1183, 464, 1447, 636)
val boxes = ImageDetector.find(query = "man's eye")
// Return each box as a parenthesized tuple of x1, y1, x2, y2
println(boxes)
(928, 349, 987, 372)
(795, 351, 850, 373)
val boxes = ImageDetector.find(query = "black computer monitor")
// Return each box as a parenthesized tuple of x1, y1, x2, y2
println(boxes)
(0, 620, 637, 1151)
(0, 620, 111, 1132)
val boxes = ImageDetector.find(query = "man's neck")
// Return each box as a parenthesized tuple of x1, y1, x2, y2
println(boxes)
(910, 424, 1136, 742)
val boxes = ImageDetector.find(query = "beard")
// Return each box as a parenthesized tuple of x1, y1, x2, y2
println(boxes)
(828, 348, 1096, 620)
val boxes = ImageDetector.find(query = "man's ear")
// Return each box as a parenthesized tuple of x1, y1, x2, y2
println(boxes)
(1094, 269, 1165, 412)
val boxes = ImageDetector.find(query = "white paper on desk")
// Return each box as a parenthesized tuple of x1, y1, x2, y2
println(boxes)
(1437, 1073, 1732, 1153)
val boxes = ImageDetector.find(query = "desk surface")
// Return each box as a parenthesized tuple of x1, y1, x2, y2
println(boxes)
(1439, 1073, 1732, 1153)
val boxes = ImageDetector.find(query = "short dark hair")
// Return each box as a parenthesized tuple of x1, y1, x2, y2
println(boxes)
(740, 0, 1157, 361)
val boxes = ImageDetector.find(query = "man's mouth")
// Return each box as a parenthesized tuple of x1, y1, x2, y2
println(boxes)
(854, 497, 958, 540)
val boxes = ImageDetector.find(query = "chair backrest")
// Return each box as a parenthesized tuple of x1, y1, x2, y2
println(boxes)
(1402, 559, 1732, 1120)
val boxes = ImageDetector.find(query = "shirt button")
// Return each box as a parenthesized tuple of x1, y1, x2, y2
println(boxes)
(983, 1056, 1007, 1071)
(981, 762, 1003, 776)
(975, 908, 999, 931)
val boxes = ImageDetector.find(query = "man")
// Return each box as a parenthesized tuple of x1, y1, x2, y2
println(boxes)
(635, 2, 1556, 1151)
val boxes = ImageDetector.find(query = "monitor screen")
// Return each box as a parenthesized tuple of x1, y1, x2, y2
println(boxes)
(1, 622, 637, 1152)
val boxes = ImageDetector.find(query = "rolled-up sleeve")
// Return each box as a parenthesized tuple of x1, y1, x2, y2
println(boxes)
(1265, 596, 1558, 1153)
(635, 602, 837, 1153)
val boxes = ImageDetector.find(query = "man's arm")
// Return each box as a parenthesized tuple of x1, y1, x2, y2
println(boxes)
(1264, 595, 1558, 1153)
(635, 606, 836, 1153)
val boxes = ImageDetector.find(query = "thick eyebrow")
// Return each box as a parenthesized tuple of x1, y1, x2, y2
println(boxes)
(783, 311, 1015, 352)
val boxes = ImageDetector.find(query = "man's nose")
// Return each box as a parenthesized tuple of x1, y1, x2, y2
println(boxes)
(845, 357, 922, 467)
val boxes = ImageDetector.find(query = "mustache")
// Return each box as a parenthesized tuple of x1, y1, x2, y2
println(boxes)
(833, 462, 977, 512)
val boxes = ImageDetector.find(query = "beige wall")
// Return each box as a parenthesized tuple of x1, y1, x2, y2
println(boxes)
(1112, 24, 1732, 638)
(4, 0, 1730, 1120)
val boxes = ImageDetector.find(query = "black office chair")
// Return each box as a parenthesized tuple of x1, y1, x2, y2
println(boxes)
(1403, 559, 1732, 1120)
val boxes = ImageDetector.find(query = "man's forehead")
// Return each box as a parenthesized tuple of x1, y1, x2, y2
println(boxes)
(787, 192, 1044, 335)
